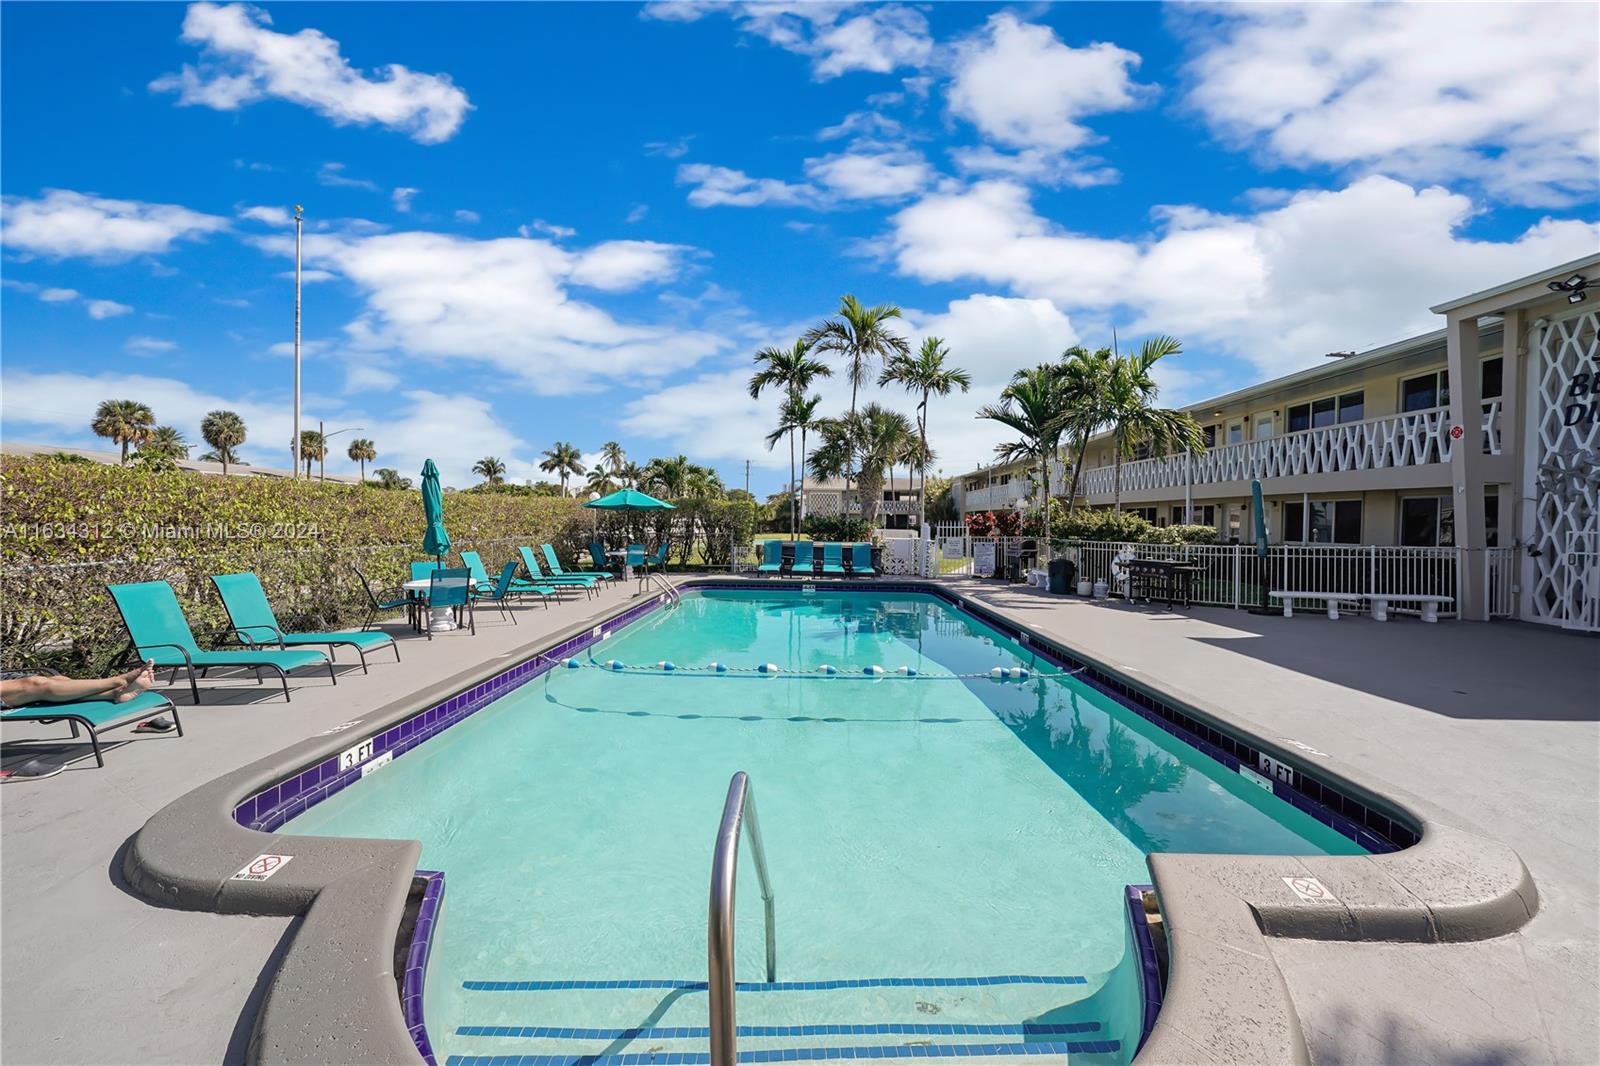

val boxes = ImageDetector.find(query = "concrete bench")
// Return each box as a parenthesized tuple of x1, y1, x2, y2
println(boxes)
(1370, 593, 1454, 623)
(1269, 591, 1364, 620)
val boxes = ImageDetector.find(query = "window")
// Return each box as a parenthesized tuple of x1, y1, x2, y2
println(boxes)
(1284, 499, 1363, 544)
(1288, 390, 1364, 432)
(998, 473, 1011, 485)
(1401, 370, 1449, 412)
(1485, 490, 1499, 548)
(1254, 413, 1274, 439)
(1201, 425, 1217, 448)
(1227, 422, 1244, 445)
(1400, 497, 1454, 547)
(1481, 357, 1502, 400)
(1129, 506, 1158, 523)
(1172, 504, 1216, 526)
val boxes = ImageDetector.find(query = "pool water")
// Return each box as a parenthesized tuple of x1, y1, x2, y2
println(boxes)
(286, 589, 1361, 1065)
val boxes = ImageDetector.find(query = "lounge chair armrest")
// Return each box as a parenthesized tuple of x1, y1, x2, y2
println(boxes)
(130, 641, 195, 665)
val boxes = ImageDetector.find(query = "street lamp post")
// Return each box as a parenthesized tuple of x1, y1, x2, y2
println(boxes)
(319, 424, 365, 483)
(292, 205, 304, 480)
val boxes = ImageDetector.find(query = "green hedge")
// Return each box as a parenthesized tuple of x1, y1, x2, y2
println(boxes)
(0, 456, 584, 675)
(1022, 501, 1220, 545)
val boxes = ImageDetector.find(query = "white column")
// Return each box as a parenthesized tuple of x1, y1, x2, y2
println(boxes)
(1446, 313, 1488, 620)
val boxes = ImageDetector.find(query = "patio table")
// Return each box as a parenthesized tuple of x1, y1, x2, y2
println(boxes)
(402, 577, 463, 632)
(606, 549, 636, 582)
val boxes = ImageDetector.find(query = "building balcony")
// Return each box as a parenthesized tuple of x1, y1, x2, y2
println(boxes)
(960, 480, 1033, 512)
(1078, 403, 1503, 502)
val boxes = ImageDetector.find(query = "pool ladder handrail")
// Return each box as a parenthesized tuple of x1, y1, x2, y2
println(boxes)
(641, 569, 681, 607)
(708, 770, 776, 1066)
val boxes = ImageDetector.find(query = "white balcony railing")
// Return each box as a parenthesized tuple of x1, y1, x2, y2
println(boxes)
(960, 480, 1033, 511)
(1077, 404, 1502, 500)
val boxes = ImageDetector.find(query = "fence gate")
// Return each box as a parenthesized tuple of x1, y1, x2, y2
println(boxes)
(1564, 531, 1600, 632)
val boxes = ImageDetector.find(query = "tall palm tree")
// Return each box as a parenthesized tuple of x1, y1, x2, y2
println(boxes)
(347, 437, 376, 481)
(879, 336, 971, 532)
(804, 296, 910, 488)
(750, 339, 833, 538)
(977, 364, 1072, 535)
(789, 393, 825, 527)
(808, 403, 914, 527)
(539, 442, 585, 495)
(1104, 337, 1207, 513)
(373, 467, 412, 490)
(473, 456, 507, 486)
(600, 441, 627, 476)
(200, 409, 247, 476)
(91, 399, 155, 465)
(142, 425, 190, 460)
(616, 461, 644, 490)
(293, 430, 326, 478)
(584, 466, 619, 497)
(1055, 346, 1114, 520)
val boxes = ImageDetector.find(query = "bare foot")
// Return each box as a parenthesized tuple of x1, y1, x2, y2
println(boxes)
(115, 660, 157, 703)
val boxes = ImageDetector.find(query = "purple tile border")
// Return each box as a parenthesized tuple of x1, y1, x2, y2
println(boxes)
(1124, 884, 1162, 1053)
(402, 870, 445, 1066)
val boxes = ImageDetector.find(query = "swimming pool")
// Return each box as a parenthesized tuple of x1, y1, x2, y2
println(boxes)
(283, 587, 1365, 1065)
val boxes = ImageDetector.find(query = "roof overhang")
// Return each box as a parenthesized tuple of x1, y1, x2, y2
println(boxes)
(1430, 252, 1600, 318)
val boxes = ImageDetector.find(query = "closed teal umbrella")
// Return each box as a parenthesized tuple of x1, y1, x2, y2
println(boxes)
(582, 488, 677, 512)
(421, 459, 451, 562)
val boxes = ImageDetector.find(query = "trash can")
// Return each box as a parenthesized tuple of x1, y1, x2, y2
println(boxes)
(1048, 557, 1076, 594)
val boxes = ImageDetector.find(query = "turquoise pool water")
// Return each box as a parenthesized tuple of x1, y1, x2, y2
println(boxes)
(285, 589, 1361, 1064)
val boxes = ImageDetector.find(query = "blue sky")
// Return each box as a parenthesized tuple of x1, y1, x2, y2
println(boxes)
(3, 1, 1596, 492)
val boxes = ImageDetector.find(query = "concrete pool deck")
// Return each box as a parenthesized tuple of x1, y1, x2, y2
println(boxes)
(2, 577, 1594, 1065)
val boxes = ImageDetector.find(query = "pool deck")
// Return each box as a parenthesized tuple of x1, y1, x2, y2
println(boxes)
(2, 576, 1595, 1065)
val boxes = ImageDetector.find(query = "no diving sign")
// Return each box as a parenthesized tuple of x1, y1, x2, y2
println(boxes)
(1282, 875, 1340, 905)
(231, 853, 293, 882)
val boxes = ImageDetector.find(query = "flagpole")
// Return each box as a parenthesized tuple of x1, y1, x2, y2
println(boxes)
(292, 205, 304, 479)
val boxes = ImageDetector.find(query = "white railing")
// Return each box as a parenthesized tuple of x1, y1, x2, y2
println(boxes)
(1484, 545, 1517, 618)
(935, 537, 1462, 617)
(960, 481, 1033, 511)
(1076, 404, 1503, 500)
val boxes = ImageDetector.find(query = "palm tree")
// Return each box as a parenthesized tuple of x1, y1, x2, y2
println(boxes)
(473, 456, 507, 486)
(200, 410, 247, 476)
(808, 403, 914, 527)
(1104, 337, 1207, 513)
(804, 296, 910, 487)
(789, 393, 825, 528)
(616, 461, 644, 490)
(750, 339, 833, 539)
(977, 364, 1072, 535)
(1055, 346, 1115, 520)
(91, 399, 155, 465)
(600, 441, 627, 476)
(879, 336, 971, 532)
(373, 467, 412, 490)
(584, 466, 618, 497)
(642, 455, 722, 499)
(539, 442, 585, 495)
(347, 437, 376, 481)
(141, 425, 190, 460)
(293, 430, 326, 478)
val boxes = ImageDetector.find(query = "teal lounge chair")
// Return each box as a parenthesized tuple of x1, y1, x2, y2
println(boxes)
(543, 544, 614, 584)
(107, 581, 332, 703)
(850, 542, 876, 576)
(820, 542, 848, 576)
(2, 689, 182, 768)
(460, 551, 545, 597)
(757, 541, 784, 574)
(791, 540, 815, 576)
(519, 546, 599, 597)
(425, 568, 475, 638)
(212, 573, 400, 673)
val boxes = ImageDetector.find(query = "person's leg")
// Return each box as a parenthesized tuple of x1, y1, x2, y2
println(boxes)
(0, 661, 155, 708)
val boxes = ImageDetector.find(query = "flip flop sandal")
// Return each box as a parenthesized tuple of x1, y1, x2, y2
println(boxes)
(134, 718, 175, 734)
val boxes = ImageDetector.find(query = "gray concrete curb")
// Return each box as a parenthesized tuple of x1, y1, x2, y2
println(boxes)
(119, 577, 1539, 1066)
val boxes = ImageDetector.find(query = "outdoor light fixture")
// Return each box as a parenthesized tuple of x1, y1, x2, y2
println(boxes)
(1548, 273, 1589, 304)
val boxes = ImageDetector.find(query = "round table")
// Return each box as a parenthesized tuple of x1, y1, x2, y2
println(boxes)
(402, 577, 460, 632)
(606, 549, 635, 582)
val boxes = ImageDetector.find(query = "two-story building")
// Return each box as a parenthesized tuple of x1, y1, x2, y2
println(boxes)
(951, 254, 1600, 627)
(798, 476, 923, 533)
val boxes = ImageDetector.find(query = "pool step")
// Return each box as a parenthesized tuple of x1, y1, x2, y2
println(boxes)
(446, 1037, 1118, 1064)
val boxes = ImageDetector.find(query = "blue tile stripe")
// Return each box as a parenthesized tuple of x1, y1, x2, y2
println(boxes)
(401, 870, 446, 1066)
(463, 976, 1088, 993)
(444, 1039, 1121, 1065)
(1124, 885, 1162, 1055)
(457, 1023, 1103, 1040)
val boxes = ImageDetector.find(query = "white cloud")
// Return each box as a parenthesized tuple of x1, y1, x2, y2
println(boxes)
(519, 219, 577, 240)
(151, 2, 471, 144)
(125, 335, 178, 354)
(392, 187, 419, 213)
(276, 268, 337, 284)
(317, 161, 379, 191)
(238, 204, 292, 225)
(947, 13, 1153, 154)
(344, 363, 399, 393)
(804, 150, 932, 201)
(889, 174, 1600, 378)
(642, 2, 929, 81)
(1, 188, 228, 260)
(86, 299, 134, 319)
(818, 109, 905, 145)
(1179, 3, 1600, 207)
(645, 136, 693, 159)
(677, 164, 817, 208)
(949, 145, 1119, 189)
(453, 209, 480, 224)
(38, 287, 78, 303)
(247, 228, 723, 393)
(625, 204, 649, 224)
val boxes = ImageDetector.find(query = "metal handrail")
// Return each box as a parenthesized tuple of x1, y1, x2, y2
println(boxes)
(708, 771, 776, 1066)
(643, 569, 681, 606)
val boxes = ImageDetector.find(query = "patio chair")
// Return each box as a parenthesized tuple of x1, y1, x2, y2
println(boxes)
(518, 546, 599, 598)
(641, 543, 670, 576)
(626, 544, 645, 574)
(587, 541, 621, 578)
(107, 581, 332, 704)
(425, 568, 475, 639)
(353, 567, 414, 631)
(820, 542, 848, 576)
(211, 573, 400, 673)
(460, 550, 544, 597)
(1, 688, 183, 769)
(791, 540, 815, 577)
(410, 561, 444, 583)
(478, 560, 548, 622)
(545, 543, 614, 584)
(756, 541, 784, 574)
(850, 542, 876, 576)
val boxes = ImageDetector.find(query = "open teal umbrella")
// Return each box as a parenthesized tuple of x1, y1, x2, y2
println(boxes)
(582, 488, 677, 512)
(421, 459, 451, 563)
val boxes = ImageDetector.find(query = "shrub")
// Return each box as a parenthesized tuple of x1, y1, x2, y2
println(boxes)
(964, 510, 995, 536)
(1143, 523, 1219, 546)
(0, 456, 584, 675)
(802, 513, 873, 542)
